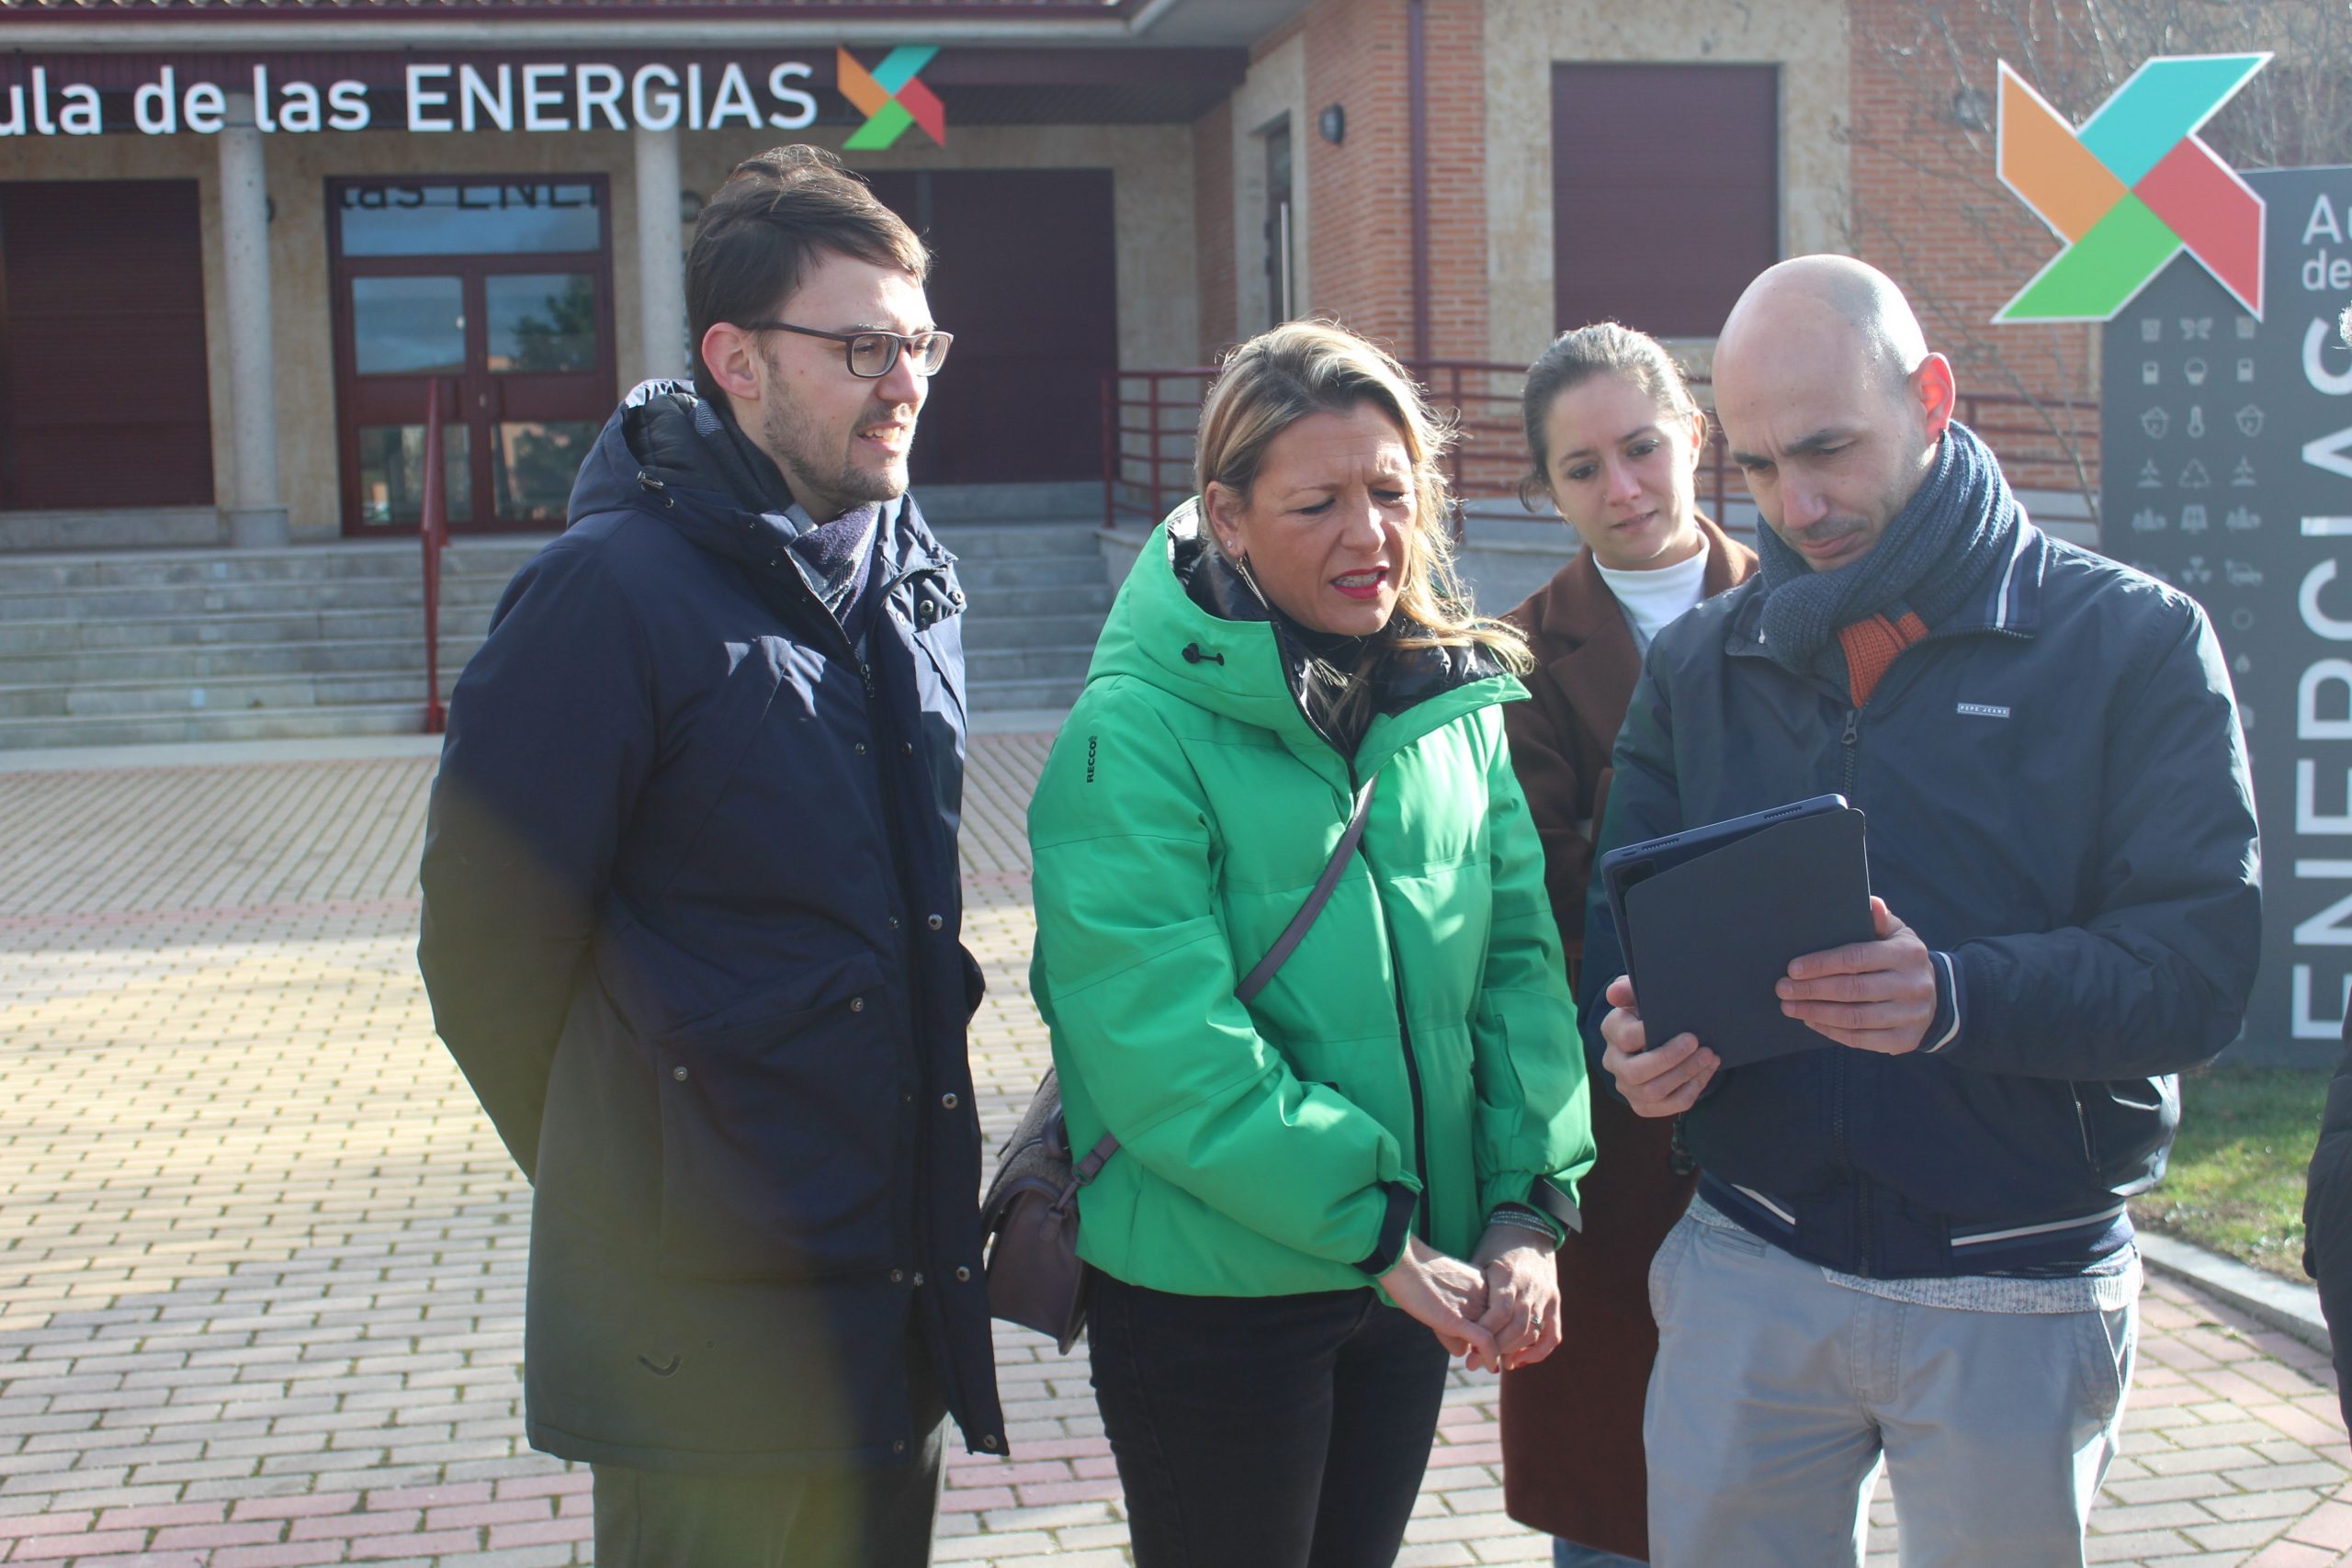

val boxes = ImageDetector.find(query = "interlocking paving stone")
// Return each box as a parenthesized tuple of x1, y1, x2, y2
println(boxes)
(0, 739, 2346, 1565)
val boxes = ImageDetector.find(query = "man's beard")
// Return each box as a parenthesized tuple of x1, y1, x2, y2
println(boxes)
(761, 399, 910, 516)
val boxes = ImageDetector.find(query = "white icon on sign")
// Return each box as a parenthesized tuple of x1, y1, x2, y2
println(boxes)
(2141, 407, 2170, 438)
(2237, 315, 2258, 339)
(2188, 404, 2207, 438)
(2233, 652, 2253, 675)
(2130, 508, 2167, 533)
(2238, 357, 2256, 382)
(2236, 403, 2265, 436)
(2186, 357, 2211, 386)
(2181, 458, 2211, 488)
(2225, 559, 2264, 587)
(2143, 361, 2162, 386)
(2226, 506, 2262, 531)
(2143, 318, 2165, 343)
(2232, 606, 2256, 630)
(2232, 456, 2257, 487)
(2182, 316, 2215, 341)
(2182, 503, 2210, 533)
(2137, 459, 2164, 488)
(2182, 556, 2214, 584)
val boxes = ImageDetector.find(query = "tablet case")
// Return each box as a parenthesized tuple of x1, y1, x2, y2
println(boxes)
(1622, 807, 1873, 1068)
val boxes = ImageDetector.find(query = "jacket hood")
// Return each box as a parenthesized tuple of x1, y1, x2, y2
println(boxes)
(569, 378, 953, 590)
(1087, 500, 1521, 770)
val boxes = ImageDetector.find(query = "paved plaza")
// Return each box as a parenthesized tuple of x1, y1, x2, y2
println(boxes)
(1, 736, 2350, 1566)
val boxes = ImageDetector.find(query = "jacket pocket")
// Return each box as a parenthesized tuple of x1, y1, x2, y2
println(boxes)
(650, 953, 902, 1281)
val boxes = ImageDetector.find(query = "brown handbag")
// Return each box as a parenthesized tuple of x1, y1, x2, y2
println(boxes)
(978, 773, 1381, 1352)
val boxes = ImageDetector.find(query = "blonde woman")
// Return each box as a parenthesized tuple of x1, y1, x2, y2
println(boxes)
(1028, 321, 1595, 1566)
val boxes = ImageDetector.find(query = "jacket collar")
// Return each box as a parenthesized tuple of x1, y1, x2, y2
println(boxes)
(1725, 517, 2048, 657)
(585, 380, 956, 595)
(1088, 502, 1520, 781)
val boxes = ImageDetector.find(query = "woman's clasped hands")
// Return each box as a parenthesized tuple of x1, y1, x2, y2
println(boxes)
(1380, 1231, 1563, 1374)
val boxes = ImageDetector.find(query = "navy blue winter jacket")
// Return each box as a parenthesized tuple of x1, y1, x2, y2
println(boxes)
(417, 382, 1007, 1470)
(1579, 522, 2261, 1278)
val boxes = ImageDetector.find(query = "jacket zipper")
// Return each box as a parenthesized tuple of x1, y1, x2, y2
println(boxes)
(1839, 705, 1869, 1270)
(1342, 762, 1433, 1242)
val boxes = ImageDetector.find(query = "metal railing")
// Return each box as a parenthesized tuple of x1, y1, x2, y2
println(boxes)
(420, 378, 450, 736)
(1102, 362, 2101, 533)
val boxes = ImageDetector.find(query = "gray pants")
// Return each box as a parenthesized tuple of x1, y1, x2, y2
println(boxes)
(1643, 1213, 2134, 1568)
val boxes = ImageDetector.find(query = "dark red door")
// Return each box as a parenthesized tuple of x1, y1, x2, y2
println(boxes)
(329, 177, 617, 536)
(0, 180, 214, 511)
(866, 168, 1118, 484)
(1552, 64, 1781, 339)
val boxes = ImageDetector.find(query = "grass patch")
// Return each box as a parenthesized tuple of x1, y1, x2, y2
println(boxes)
(2132, 1065, 2329, 1280)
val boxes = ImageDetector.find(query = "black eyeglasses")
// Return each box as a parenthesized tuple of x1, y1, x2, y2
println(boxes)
(740, 321, 954, 378)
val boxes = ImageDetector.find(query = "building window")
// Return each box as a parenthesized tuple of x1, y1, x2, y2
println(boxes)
(1551, 63, 1780, 339)
(1263, 117, 1296, 328)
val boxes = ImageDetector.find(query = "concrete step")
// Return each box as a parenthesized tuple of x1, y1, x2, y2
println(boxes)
(965, 647, 1095, 684)
(0, 702, 432, 749)
(967, 675, 1087, 712)
(0, 575, 514, 622)
(0, 636, 489, 687)
(0, 668, 451, 720)
(946, 555, 1108, 591)
(0, 543, 418, 592)
(0, 507, 226, 553)
(915, 481, 1100, 523)
(928, 520, 1103, 559)
(957, 583, 1114, 621)
(0, 604, 497, 655)
(957, 612, 1109, 653)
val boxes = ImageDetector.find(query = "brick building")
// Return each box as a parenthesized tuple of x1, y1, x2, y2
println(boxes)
(0, 0, 2104, 547)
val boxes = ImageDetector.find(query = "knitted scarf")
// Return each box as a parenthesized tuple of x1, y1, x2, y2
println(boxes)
(1754, 420, 2018, 695)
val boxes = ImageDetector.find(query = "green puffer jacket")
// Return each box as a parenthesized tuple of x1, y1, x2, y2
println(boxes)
(1028, 506, 1595, 1298)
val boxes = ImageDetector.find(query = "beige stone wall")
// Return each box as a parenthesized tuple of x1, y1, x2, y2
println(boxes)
(3, 118, 1191, 536)
(1482, 0, 1851, 367)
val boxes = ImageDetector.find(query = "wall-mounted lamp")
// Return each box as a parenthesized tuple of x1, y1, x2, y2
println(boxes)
(1951, 86, 1991, 132)
(1318, 104, 1346, 144)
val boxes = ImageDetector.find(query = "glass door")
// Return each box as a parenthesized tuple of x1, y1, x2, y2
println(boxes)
(330, 178, 616, 536)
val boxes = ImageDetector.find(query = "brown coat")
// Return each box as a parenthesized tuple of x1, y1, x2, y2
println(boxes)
(1496, 515, 1757, 1561)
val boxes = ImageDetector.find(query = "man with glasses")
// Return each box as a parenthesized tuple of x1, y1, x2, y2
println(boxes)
(418, 145, 1001, 1568)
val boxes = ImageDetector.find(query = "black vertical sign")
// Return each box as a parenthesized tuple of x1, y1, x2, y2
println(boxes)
(2100, 165, 2352, 1053)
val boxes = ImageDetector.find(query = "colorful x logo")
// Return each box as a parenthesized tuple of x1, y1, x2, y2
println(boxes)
(1996, 53, 2268, 322)
(839, 46, 945, 151)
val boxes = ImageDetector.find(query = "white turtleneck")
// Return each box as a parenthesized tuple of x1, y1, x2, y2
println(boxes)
(1594, 539, 1712, 651)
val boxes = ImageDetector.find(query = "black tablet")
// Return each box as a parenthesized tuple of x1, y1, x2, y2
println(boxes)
(1599, 794, 1852, 966)
(1599, 795, 1875, 1068)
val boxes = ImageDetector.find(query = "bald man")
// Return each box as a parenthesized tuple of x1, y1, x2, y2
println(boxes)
(1578, 257, 2260, 1567)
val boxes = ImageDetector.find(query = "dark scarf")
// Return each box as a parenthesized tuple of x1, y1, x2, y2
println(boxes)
(1754, 421, 2018, 690)
(692, 395, 885, 645)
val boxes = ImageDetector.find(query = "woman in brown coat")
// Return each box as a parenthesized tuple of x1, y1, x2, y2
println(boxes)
(1496, 324, 1757, 1567)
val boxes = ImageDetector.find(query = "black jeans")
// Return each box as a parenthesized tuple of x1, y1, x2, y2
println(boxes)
(1087, 1274, 1451, 1568)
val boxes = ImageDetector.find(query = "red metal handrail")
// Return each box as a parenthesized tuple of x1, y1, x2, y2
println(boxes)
(420, 377, 449, 735)
(1101, 360, 2101, 535)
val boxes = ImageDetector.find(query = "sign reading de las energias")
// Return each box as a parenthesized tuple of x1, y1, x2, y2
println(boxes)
(0, 52, 945, 143)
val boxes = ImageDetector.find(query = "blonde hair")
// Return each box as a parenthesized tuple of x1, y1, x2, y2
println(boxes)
(1194, 320, 1529, 671)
